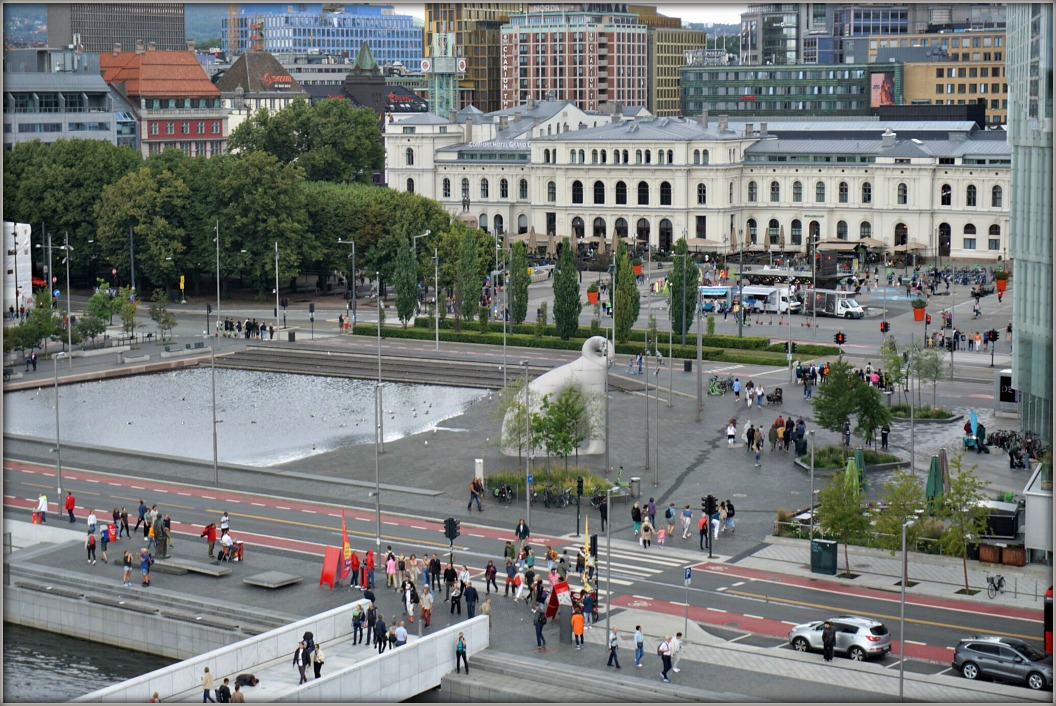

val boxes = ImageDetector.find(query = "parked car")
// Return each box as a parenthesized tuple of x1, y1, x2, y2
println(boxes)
(952, 635, 1052, 691)
(788, 615, 891, 661)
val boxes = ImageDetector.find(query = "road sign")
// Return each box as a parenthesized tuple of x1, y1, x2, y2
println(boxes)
(527, 473, 533, 483)
(684, 567, 692, 586)
(180, 275, 185, 290)
(53, 289, 61, 298)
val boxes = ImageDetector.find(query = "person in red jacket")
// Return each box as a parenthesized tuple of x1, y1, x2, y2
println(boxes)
(365, 550, 376, 590)
(65, 491, 76, 523)
(349, 551, 361, 589)
(200, 523, 217, 560)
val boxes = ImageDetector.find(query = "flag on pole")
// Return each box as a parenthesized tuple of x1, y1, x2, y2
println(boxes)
(340, 509, 352, 579)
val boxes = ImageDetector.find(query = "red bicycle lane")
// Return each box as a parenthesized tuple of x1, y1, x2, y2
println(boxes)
(693, 561, 1043, 622)
(609, 594, 954, 663)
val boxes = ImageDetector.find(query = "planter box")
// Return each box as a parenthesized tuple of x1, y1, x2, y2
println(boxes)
(1001, 545, 1026, 567)
(633, 265, 643, 276)
(979, 544, 1001, 564)
(586, 291, 599, 305)
(995, 279, 1008, 293)
(913, 307, 926, 321)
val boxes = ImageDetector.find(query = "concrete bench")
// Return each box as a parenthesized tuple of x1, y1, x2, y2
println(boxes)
(242, 571, 303, 589)
(153, 557, 230, 577)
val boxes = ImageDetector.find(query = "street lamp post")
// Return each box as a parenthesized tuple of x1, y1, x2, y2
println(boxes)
(522, 360, 531, 527)
(604, 484, 612, 638)
(808, 430, 816, 542)
(899, 519, 916, 702)
(338, 239, 357, 327)
(208, 329, 218, 486)
(737, 229, 745, 338)
(433, 248, 439, 352)
(374, 383, 384, 551)
(376, 271, 384, 454)
(603, 338, 610, 474)
(695, 287, 703, 422)
(274, 242, 280, 333)
(53, 352, 63, 496)
(811, 234, 818, 336)
(214, 220, 221, 336)
(787, 275, 794, 382)
(129, 225, 136, 294)
(60, 234, 73, 370)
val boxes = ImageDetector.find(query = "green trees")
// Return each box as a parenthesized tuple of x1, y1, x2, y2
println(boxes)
(532, 386, 592, 471)
(509, 241, 530, 324)
(872, 469, 926, 555)
(148, 289, 178, 340)
(453, 226, 482, 331)
(391, 232, 419, 327)
(5, 288, 62, 354)
(937, 456, 991, 592)
(667, 240, 700, 343)
(811, 359, 892, 446)
(551, 238, 582, 340)
(227, 98, 383, 183)
(817, 468, 870, 575)
(911, 345, 947, 409)
(117, 286, 138, 337)
(612, 242, 640, 343)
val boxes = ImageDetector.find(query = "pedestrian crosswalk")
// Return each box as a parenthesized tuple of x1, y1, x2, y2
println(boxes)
(560, 542, 690, 589)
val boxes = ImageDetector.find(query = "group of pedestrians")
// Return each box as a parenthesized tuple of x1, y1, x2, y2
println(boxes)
(198, 667, 256, 703)
(735, 415, 809, 467)
(217, 317, 275, 340)
(605, 627, 686, 682)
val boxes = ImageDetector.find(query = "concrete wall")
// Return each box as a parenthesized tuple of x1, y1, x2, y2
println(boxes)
(75, 599, 371, 702)
(286, 616, 489, 702)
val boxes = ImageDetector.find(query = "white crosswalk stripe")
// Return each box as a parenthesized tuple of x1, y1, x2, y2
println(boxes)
(560, 544, 686, 586)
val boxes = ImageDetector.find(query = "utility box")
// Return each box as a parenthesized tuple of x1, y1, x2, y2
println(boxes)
(810, 539, 837, 575)
(288, 331, 296, 343)
(683, 360, 692, 373)
(474, 458, 484, 482)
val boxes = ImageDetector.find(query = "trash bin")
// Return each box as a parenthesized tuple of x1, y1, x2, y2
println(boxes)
(288, 331, 296, 343)
(810, 539, 837, 575)
(630, 477, 641, 499)
(683, 360, 692, 373)
(795, 437, 808, 456)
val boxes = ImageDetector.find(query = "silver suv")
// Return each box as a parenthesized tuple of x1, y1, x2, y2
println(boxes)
(953, 635, 1052, 691)
(788, 615, 891, 661)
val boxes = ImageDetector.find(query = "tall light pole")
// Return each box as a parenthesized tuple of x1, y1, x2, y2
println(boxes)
(603, 338, 610, 474)
(433, 248, 439, 351)
(494, 233, 509, 388)
(899, 519, 915, 702)
(737, 229, 745, 338)
(376, 271, 384, 454)
(522, 360, 531, 527)
(811, 234, 818, 336)
(604, 485, 612, 639)
(808, 430, 816, 542)
(787, 275, 794, 382)
(644, 246, 651, 471)
(338, 239, 357, 327)
(129, 225, 136, 294)
(60, 234, 73, 370)
(374, 383, 384, 551)
(273, 242, 280, 333)
(413, 229, 431, 329)
(53, 352, 63, 496)
(214, 220, 221, 336)
(208, 329, 218, 486)
(695, 286, 703, 422)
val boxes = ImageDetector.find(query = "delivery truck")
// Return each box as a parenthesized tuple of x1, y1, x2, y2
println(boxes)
(802, 289, 865, 319)
(740, 285, 802, 314)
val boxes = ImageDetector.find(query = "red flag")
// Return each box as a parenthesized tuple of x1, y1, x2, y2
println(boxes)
(340, 509, 352, 579)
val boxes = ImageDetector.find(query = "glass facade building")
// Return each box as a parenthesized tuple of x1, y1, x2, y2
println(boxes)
(1006, 3, 1053, 440)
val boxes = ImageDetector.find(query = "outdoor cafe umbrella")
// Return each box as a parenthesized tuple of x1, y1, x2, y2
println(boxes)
(527, 228, 539, 252)
(844, 456, 859, 492)
(857, 237, 887, 249)
(545, 232, 557, 258)
(854, 447, 867, 492)
(779, 224, 786, 251)
(938, 447, 951, 494)
(925, 455, 944, 507)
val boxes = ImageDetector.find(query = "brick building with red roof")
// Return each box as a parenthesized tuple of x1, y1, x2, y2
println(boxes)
(101, 40, 228, 158)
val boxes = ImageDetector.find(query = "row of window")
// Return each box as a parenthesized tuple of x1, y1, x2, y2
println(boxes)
(442, 177, 530, 200)
(684, 69, 869, 82)
(743, 181, 1003, 208)
(693, 85, 869, 96)
(936, 66, 1003, 78)
(935, 83, 1007, 95)
(142, 97, 222, 110)
(872, 34, 1003, 50)
(739, 218, 1001, 246)
(148, 121, 221, 136)
(145, 140, 223, 157)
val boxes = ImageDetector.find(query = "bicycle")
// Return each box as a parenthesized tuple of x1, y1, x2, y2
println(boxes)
(493, 483, 515, 505)
(986, 573, 1005, 599)
(541, 486, 559, 509)
(560, 487, 578, 508)
(590, 490, 606, 508)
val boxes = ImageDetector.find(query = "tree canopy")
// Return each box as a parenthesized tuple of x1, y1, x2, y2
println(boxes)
(552, 238, 582, 339)
(667, 240, 700, 343)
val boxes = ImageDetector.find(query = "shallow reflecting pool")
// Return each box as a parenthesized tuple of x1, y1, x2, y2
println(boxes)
(3, 369, 486, 466)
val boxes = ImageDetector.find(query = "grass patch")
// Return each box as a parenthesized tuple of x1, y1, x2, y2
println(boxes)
(798, 445, 902, 469)
(889, 405, 955, 419)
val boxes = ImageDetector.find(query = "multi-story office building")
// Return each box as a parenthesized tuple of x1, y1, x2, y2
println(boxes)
(499, 5, 648, 111)
(867, 30, 1007, 125)
(1006, 3, 1052, 444)
(646, 26, 707, 116)
(425, 3, 521, 113)
(47, 3, 186, 53)
(680, 63, 899, 119)
(101, 41, 227, 158)
(222, 5, 423, 70)
(386, 105, 1009, 259)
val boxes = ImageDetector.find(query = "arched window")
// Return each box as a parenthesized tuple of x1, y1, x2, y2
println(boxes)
(989, 224, 1001, 236)
(500, 179, 509, 198)
(613, 150, 621, 165)
(693, 149, 700, 165)
(543, 148, 551, 163)
(480, 178, 489, 199)
(592, 149, 599, 164)
(746, 219, 757, 243)
(768, 218, 780, 244)
(578, 149, 585, 163)
(635, 149, 643, 164)
(658, 150, 665, 166)
(702, 149, 709, 164)
(570, 150, 577, 164)
(894, 223, 908, 246)
(644, 149, 652, 164)
(963, 223, 977, 249)
(442, 178, 451, 199)
(940, 183, 952, 206)
(696, 183, 707, 205)
(791, 219, 802, 245)
(593, 180, 605, 204)
(406, 178, 415, 193)
(659, 181, 672, 206)
(615, 218, 628, 238)
(571, 217, 584, 239)
(991, 185, 1003, 208)
(966, 184, 977, 207)
(770, 181, 780, 202)
(897, 183, 908, 205)
(836, 220, 847, 239)
(519, 179, 528, 199)
(792, 181, 803, 202)
(405, 147, 414, 166)
(815, 181, 826, 203)
(862, 182, 872, 204)
(637, 181, 650, 205)
(461, 178, 470, 199)
(518, 214, 528, 234)
(860, 221, 872, 239)
(547, 181, 556, 202)
(622, 150, 629, 163)
(963, 223, 977, 235)
(667, 149, 674, 164)
(747, 181, 758, 202)
(479, 214, 488, 231)
(593, 217, 606, 238)
(616, 181, 627, 205)
(729, 182, 734, 203)
(571, 180, 584, 204)
(838, 181, 848, 203)
(600, 150, 607, 164)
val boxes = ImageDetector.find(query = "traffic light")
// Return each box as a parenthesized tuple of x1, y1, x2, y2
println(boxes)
(925, 314, 932, 325)
(783, 341, 798, 353)
(701, 496, 708, 513)
(989, 329, 1000, 342)
(589, 534, 598, 558)
(834, 332, 846, 346)
(704, 495, 718, 516)
(206, 303, 212, 314)
(945, 337, 954, 351)
(880, 321, 890, 333)
(443, 517, 461, 541)
(576, 476, 584, 496)
(309, 302, 315, 314)
(791, 342, 797, 354)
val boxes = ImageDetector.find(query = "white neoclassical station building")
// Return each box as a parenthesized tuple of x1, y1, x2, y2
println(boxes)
(384, 100, 1010, 262)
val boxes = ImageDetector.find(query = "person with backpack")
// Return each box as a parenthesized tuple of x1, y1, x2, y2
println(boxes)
(215, 678, 231, 703)
(658, 636, 673, 683)
(724, 500, 736, 533)
(532, 606, 547, 648)
(98, 523, 110, 563)
(455, 632, 469, 674)
(467, 476, 484, 512)
(351, 604, 365, 645)
(85, 531, 97, 564)
(664, 503, 676, 536)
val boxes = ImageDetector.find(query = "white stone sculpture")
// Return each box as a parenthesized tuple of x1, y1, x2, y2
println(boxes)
(501, 335, 613, 457)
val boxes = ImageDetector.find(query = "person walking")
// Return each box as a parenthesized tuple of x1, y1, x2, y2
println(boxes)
(351, 604, 365, 645)
(373, 614, 388, 654)
(484, 560, 498, 595)
(99, 523, 110, 563)
(120, 507, 131, 538)
(455, 632, 469, 674)
(201, 667, 216, 702)
(607, 628, 622, 668)
(134, 500, 147, 535)
(65, 491, 76, 523)
(670, 632, 685, 673)
(215, 678, 231, 703)
(35, 493, 48, 524)
(630, 502, 642, 535)
(514, 518, 530, 550)
(532, 606, 547, 648)
(86, 509, 98, 536)
(463, 581, 479, 619)
(726, 420, 737, 447)
(659, 636, 673, 682)
(629, 628, 646, 666)
(821, 620, 836, 662)
(467, 476, 484, 512)
(664, 503, 677, 536)
(85, 531, 97, 564)
(753, 431, 764, 467)
(640, 518, 654, 549)
(724, 499, 736, 534)
(680, 505, 693, 539)
(365, 602, 377, 649)
(421, 585, 434, 628)
(732, 377, 741, 400)
(599, 494, 608, 531)
(571, 607, 585, 649)
(219, 511, 230, 537)
(293, 641, 310, 684)
(645, 498, 657, 527)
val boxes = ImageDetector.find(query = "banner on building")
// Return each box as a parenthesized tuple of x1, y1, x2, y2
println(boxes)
(871, 73, 895, 108)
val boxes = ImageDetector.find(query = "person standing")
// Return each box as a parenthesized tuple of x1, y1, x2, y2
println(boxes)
(449, 578, 463, 615)
(455, 632, 469, 674)
(349, 550, 360, 589)
(646, 498, 657, 527)
(293, 641, 310, 684)
(443, 562, 457, 602)
(351, 604, 365, 645)
(139, 548, 152, 587)
(725, 499, 736, 534)
(64, 491, 76, 523)
(122, 550, 134, 586)
(640, 518, 654, 549)
(421, 585, 434, 628)
(514, 518, 530, 550)
(753, 431, 764, 467)
(35, 492, 48, 523)
(484, 560, 498, 595)
(571, 607, 585, 649)
(98, 523, 110, 563)
(598, 494, 608, 531)
(215, 678, 231, 703)
(394, 622, 408, 648)
(312, 642, 325, 678)
(670, 632, 684, 673)
(504, 559, 517, 596)
(732, 377, 741, 400)
(364, 549, 375, 589)
(630, 502, 642, 535)
(479, 596, 493, 630)
(821, 620, 836, 662)
(365, 602, 377, 649)
(664, 503, 677, 536)
(373, 614, 388, 654)
(659, 636, 673, 683)
(607, 628, 622, 668)
(200, 523, 217, 560)
(633, 626, 645, 667)
(463, 580, 479, 619)
(201, 667, 216, 702)
(429, 554, 442, 591)
(85, 531, 97, 565)
(880, 424, 890, 451)
(219, 511, 230, 537)
(86, 509, 98, 536)
(698, 515, 708, 551)
(467, 476, 484, 512)
(531, 606, 547, 648)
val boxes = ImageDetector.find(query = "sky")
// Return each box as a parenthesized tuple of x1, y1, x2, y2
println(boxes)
(392, 3, 746, 26)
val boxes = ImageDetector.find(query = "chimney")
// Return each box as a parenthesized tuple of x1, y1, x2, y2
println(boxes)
(499, 115, 509, 130)
(718, 114, 729, 133)
(186, 40, 196, 52)
(464, 118, 472, 143)
(532, 116, 539, 129)
(760, 122, 767, 136)
(698, 109, 708, 127)
(449, 110, 457, 123)
(746, 122, 754, 136)
(881, 128, 897, 148)
(147, 41, 156, 52)
(611, 114, 619, 124)
(113, 42, 122, 56)
(135, 40, 145, 54)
